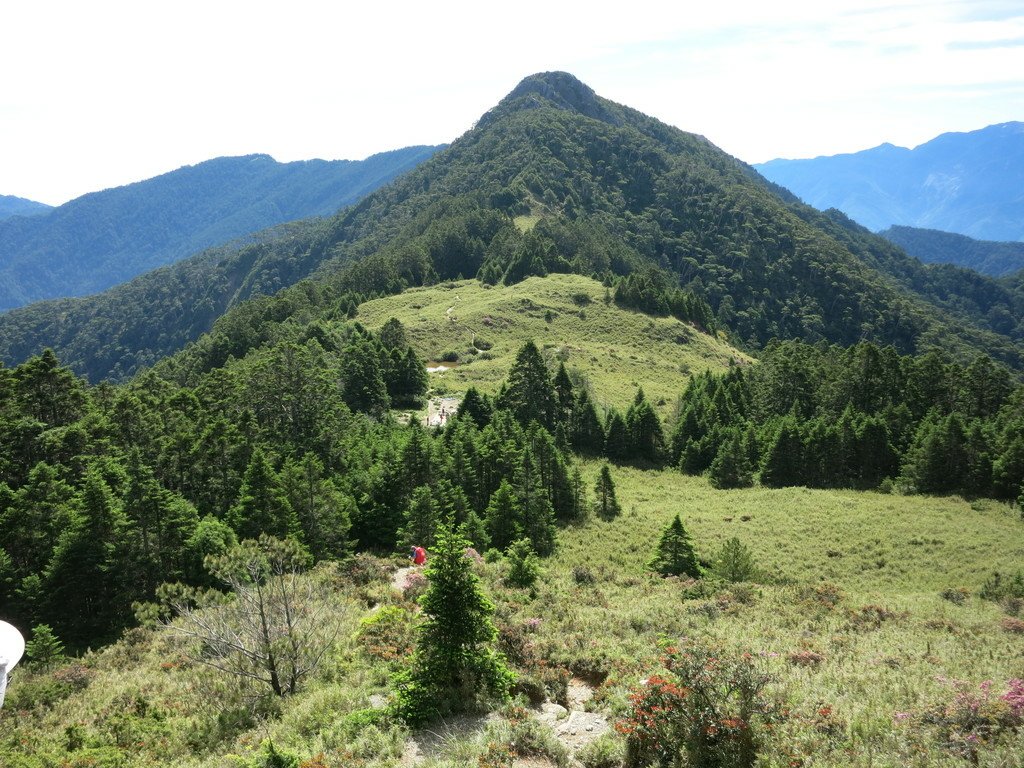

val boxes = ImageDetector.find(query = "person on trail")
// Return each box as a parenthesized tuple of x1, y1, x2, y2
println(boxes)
(408, 545, 417, 562)
(413, 546, 427, 566)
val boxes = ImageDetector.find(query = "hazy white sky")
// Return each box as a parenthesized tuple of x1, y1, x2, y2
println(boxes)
(2, 0, 1023, 205)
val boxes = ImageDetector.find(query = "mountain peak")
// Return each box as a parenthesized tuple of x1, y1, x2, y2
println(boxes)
(486, 71, 621, 126)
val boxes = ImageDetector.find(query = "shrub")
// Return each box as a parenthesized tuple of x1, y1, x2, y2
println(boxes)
(505, 538, 540, 589)
(914, 678, 1024, 763)
(356, 606, 415, 662)
(616, 638, 781, 768)
(1001, 616, 1024, 634)
(572, 565, 597, 585)
(939, 586, 970, 605)
(787, 649, 825, 668)
(797, 582, 845, 611)
(342, 553, 390, 587)
(713, 537, 757, 582)
(578, 733, 626, 768)
(979, 570, 1024, 602)
(401, 570, 428, 601)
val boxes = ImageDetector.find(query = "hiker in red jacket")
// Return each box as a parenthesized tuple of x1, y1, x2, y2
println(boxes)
(412, 546, 427, 566)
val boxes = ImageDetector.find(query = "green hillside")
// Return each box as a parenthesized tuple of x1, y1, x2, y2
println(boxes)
(881, 225, 1024, 277)
(3, 72, 1024, 382)
(0, 148, 442, 312)
(356, 274, 747, 417)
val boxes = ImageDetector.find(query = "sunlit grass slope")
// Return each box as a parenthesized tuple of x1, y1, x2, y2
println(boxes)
(4, 467, 1022, 766)
(356, 274, 749, 417)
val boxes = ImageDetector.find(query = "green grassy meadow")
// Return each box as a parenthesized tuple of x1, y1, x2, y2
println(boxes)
(356, 274, 748, 419)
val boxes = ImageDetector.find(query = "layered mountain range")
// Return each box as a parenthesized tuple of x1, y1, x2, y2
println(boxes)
(756, 122, 1024, 241)
(1, 72, 1022, 382)
(0, 147, 442, 312)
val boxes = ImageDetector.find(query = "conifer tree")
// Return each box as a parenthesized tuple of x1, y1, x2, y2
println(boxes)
(553, 362, 575, 425)
(604, 409, 629, 461)
(43, 470, 124, 646)
(340, 335, 390, 417)
(708, 430, 754, 489)
(399, 485, 440, 549)
(626, 388, 666, 464)
(3, 461, 73, 578)
(281, 453, 354, 559)
(593, 464, 622, 520)
(395, 520, 512, 724)
(714, 537, 757, 582)
(515, 451, 557, 555)
(484, 479, 522, 552)
(759, 416, 805, 488)
(496, 341, 556, 429)
(228, 448, 299, 541)
(25, 623, 65, 668)
(458, 386, 493, 428)
(569, 389, 604, 454)
(649, 514, 700, 577)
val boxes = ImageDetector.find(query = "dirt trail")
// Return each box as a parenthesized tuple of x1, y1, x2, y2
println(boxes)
(424, 396, 461, 427)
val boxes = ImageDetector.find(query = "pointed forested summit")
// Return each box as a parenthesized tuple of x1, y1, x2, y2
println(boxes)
(485, 71, 620, 125)
(2, 72, 1023, 381)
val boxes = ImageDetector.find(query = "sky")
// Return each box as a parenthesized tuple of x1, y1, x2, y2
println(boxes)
(2, 0, 1023, 205)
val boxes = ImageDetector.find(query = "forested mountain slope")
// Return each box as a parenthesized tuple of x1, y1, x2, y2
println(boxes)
(2, 72, 1024, 382)
(756, 122, 1024, 241)
(880, 225, 1024, 277)
(0, 147, 441, 311)
(0, 193, 51, 221)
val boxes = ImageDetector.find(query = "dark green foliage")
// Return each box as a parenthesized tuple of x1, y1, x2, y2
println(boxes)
(708, 430, 754, 489)
(41, 470, 124, 646)
(399, 486, 441, 550)
(667, 340, 1011, 496)
(496, 341, 557, 430)
(626, 388, 667, 464)
(340, 335, 391, 417)
(457, 386, 493, 428)
(759, 417, 806, 488)
(514, 451, 557, 556)
(394, 520, 512, 725)
(604, 409, 629, 461)
(280, 454, 354, 559)
(593, 464, 622, 520)
(484, 480, 523, 553)
(568, 389, 604, 454)
(649, 514, 700, 577)
(227, 448, 298, 541)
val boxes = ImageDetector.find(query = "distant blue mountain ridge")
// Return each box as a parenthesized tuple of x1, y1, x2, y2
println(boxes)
(0, 147, 443, 311)
(755, 122, 1024, 242)
(0, 194, 52, 221)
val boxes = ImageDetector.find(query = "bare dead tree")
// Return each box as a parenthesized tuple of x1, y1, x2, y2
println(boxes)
(156, 535, 346, 697)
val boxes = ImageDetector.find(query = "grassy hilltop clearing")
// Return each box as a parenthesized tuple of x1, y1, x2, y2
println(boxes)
(357, 274, 748, 419)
